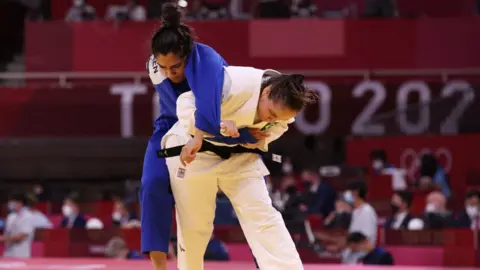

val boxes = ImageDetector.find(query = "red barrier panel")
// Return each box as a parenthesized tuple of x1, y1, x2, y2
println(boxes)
(346, 134, 480, 209)
(25, 18, 480, 72)
(35, 228, 479, 266)
(1, 80, 479, 137)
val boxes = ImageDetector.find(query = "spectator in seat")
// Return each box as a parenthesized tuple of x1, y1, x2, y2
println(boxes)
(271, 175, 295, 212)
(112, 199, 140, 228)
(290, 0, 317, 18)
(347, 232, 394, 265)
(214, 191, 238, 225)
(301, 169, 336, 217)
(280, 178, 308, 243)
(324, 197, 353, 229)
(254, 0, 290, 18)
(455, 190, 480, 229)
(194, 0, 231, 19)
(0, 192, 35, 258)
(418, 153, 451, 198)
(385, 191, 420, 230)
(369, 149, 392, 175)
(422, 191, 454, 229)
(204, 235, 230, 261)
(323, 181, 378, 264)
(105, 236, 145, 259)
(369, 149, 407, 190)
(105, 0, 147, 22)
(65, 0, 96, 22)
(363, 0, 396, 18)
(60, 193, 87, 229)
(342, 181, 378, 264)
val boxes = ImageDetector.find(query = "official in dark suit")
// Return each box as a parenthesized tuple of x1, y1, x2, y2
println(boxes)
(301, 169, 336, 217)
(455, 190, 479, 229)
(385, 191, 416, 230)
(60, 193, 87, 229)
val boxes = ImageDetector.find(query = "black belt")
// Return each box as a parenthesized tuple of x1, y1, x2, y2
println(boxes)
(156, 140, 282, 163)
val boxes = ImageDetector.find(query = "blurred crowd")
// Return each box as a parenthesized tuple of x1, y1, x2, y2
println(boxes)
(0, 147, 478, 264)
(16, 0, 480, 22)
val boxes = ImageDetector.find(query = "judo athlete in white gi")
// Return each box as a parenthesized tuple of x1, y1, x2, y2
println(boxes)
(161, 66, 317, 270)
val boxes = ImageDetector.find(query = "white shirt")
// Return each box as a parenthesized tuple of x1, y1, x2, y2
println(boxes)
(4, 208, 35, 258)
(349, 203, 378, 243)
(392, 211, 407, 230)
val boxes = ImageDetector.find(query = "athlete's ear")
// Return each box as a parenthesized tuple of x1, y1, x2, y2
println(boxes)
(261, 85, 271, 97)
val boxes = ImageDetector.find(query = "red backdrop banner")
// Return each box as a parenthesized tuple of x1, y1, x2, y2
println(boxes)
(25, 18, 480, 72)
(0, 80, 478, 137)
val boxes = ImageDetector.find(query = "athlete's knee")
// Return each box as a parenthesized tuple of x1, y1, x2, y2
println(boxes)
(243, 202, 283, 226)
(182, 219, 214, 239)
(149, 251, 167, 270)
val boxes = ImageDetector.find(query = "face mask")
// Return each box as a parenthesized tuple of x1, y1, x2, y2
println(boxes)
(282, 163, 293, 174)
(62, 205, 73, 217)
(344, 191, 354, 204)
(425, 203, 436, 213)
(466, 206, 478, 217)
(112, 211, 122, 221)
(391, 203, 400, 214)
(8, 202, 17, 212)
(285, 186, 297, 195)
(372, 160, 384, 170)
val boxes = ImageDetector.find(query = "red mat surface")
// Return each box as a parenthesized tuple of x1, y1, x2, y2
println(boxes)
(0, 259, 477, 270)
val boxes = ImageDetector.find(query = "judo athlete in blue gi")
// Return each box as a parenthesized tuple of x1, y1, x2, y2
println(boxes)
(139, 4, 238, 270)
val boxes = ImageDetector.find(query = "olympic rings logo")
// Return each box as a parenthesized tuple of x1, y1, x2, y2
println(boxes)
(400, 148, 452, 180)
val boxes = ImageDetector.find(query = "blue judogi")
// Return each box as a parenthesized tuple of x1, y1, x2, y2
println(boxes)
(139, 43, 258, 254)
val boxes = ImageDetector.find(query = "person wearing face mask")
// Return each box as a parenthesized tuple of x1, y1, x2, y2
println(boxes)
(65, 0, 96, 22)
(323, 198, 353, 229)
(282, 157, 294, 175)
(342, 181, 378, 264)
(0, 192, 35, 258)
(321, 181, 377, 263)
(454, 190, 480, 229)
(281, 181, 307, 239)
(60, 193, 87, 229)
(347, 232, 394, 265)
(301, 169, 336, 217)
(368, 149, 392, 175)
(422, 191, 454, 229)
(385, 191, 417, 230)
(112, 199, 140, 228)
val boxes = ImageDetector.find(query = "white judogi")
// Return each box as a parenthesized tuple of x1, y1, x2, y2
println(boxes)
(163, 66, 303, 270)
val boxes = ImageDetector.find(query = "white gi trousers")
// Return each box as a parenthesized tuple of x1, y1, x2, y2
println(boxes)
(164, 133, 303, 270)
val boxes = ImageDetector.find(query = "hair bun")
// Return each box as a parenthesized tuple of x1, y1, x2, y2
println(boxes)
(162, 3, 182, 28)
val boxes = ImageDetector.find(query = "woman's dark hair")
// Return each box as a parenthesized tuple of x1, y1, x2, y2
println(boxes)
(151, 3, 194, 58)
(346, 232, 368, 244)
(419, 153, 438, 177)
(394, 190, 413, 207)
(262, 74, 318, 111)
